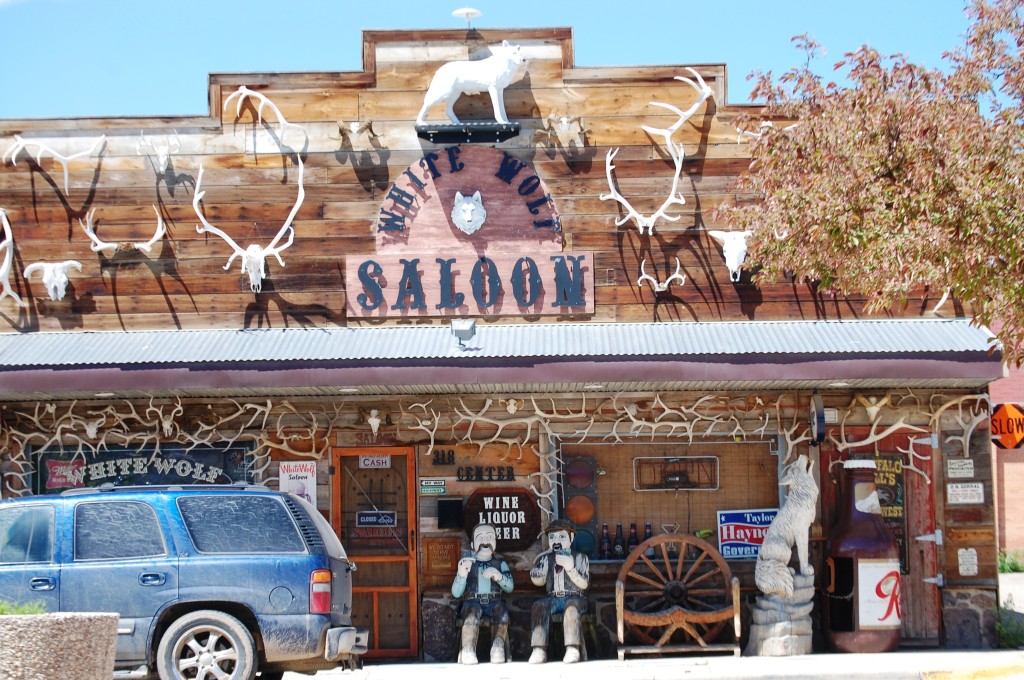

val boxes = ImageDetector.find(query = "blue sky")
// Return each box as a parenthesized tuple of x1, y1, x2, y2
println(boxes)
(0, 0, 971, 119)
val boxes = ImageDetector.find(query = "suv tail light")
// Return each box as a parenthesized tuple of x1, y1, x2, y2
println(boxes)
(310, 569, 332, 614)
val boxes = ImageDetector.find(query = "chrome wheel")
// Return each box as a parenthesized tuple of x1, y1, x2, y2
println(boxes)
(157, 610, 256, 680)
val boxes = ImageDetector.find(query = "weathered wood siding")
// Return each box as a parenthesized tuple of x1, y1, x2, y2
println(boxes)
(0, 28, 961, 332)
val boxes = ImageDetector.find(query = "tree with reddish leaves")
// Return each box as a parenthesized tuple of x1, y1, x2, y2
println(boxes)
(722, 0, 1024, 364)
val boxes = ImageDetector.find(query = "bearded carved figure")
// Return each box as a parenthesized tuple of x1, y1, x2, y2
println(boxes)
(451, 523, 514, 664)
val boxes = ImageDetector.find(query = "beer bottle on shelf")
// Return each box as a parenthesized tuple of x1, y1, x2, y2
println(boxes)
(599, 523, 612, 560)
(643, 522, 655, 556)
(612, 523, 626, 559)
(627, 522, 640, 552)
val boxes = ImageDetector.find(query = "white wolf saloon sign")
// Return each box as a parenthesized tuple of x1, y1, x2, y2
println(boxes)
(345, 145, 594, 318)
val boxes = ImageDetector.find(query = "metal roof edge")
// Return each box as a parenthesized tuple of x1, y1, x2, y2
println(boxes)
(0, 318, 1002, 369)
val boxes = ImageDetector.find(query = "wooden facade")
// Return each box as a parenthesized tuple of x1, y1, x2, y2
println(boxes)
(0, 26, 1004, 659)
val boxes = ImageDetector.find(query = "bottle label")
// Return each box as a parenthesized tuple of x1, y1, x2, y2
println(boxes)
(857, 558, 901, 629)
(853, 482, 882, 515)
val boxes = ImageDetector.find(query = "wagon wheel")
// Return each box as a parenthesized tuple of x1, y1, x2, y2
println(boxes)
(615, 533, 734, 648)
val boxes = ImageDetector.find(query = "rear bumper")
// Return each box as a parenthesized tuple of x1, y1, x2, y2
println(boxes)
(325, 626, 369, 660)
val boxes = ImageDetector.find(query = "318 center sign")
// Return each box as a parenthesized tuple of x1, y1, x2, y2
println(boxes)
(991, 403, 1024, 449)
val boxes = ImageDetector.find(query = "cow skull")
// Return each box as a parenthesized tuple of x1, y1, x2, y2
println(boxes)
(23, 260, 83, 301)
(708, 230, 752, 283)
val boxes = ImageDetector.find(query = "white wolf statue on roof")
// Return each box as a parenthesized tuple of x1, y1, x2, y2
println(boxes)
(416, 41, 526, 125)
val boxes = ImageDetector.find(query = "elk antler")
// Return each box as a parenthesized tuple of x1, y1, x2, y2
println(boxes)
(194, 156, 303, 293)
(0, 209, 26, 307)
(637, 257, 686, 293)
(223, 85, 307, 142)
(600, 143, 686, 235)
(80, 205, 166, 254)
(639, 67, 713, 149)
(3, 134, 106, 194)
(600, 68, 714, 235)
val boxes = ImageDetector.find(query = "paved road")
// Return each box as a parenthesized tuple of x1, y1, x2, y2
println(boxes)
(284, 649, 1024, 680)
(284, 574, 1024, 680)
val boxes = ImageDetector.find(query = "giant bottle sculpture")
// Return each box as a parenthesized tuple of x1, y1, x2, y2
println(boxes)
(825, 459, 902, 652)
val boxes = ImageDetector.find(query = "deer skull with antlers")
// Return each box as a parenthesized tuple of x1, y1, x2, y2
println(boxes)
(637, 257, 686, 293)
(23, 260, 83, 301)
(80, 206, 166, 255)
(539, 113, 587, 151)
(137, 130, 180, 174)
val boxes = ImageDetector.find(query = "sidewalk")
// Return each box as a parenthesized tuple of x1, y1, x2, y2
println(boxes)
(287, 649, 1024, 680)
(291, 573, 1024, 680)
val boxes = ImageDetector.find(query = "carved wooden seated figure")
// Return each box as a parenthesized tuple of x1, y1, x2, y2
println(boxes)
(529, 518, 591, 664)
(451, 523, 514, 664)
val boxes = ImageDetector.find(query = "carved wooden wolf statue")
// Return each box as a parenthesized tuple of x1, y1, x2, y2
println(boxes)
(416, 41, 526, 125)
(755, 454, 819, 598)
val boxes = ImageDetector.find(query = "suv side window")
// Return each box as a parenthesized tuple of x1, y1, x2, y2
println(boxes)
(0, 505, 54, 563)
(178, 495, 305, 553)
(75, 501, 166, 560)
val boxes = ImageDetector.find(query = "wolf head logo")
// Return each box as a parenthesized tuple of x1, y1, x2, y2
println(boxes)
(451, 190, 487, 236)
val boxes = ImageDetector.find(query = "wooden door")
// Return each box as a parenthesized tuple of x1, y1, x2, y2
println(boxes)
(903, 450, 941, 644)
(332, 447, 419, 658)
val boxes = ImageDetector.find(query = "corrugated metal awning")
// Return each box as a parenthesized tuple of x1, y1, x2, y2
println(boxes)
(0, 319, 1005, 400)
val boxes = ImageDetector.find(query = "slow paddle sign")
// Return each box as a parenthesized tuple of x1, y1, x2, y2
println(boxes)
(991, 403, 1024, 449)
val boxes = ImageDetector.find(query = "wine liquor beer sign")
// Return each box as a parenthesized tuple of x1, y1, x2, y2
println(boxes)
(345, 145, 594, 318)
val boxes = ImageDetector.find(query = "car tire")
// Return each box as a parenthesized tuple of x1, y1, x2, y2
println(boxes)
(157, 610, 257, 680)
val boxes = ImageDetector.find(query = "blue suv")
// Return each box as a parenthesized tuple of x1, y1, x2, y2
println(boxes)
(0, 483, 367, 680)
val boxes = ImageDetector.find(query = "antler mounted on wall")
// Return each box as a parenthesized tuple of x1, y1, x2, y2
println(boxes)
(80, 206, 166, 255)
(637, 257, 685, 293)
(601, 143, 685, 235)
(3, 135, 106, 194)
(0, 209, 26, 308)
(600, 68, 712, 235)
(334, 120, 379, 153)
(223, 85, 307, 143)
(197, 89, 308, 294)
(137, 130, 180, 175)
(194, 160, 303, 293)
(538, 113, 588, 152)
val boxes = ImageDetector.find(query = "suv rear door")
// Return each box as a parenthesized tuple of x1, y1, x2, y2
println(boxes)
(0, 500, 61, 613)
(59, 497, 179, 664)
(173, 493, 311, 611)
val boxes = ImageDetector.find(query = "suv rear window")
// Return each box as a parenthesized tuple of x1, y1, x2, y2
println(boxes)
(0, 504, 54, 563)
(178, 495, 305, 554)
(75, 501, 166, 560)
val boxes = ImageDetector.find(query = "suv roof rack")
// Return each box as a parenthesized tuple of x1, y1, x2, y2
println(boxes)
(60, 481, 268, 496)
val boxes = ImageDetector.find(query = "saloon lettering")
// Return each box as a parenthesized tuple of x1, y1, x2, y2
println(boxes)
(355, 254, 587, 311)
